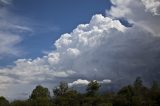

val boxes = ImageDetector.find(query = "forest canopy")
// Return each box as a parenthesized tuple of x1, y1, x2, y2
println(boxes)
(0, 77, 160, 106)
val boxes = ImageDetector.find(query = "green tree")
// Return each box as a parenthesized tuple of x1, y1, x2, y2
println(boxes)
(117, 85, 134, 105)
(53, 81, 69, 97)
(149, 81, 160, 105)
(133, 77, 143, 96)
(134, 77, 142, 90)
(29, 85, 52, 106)
(86, 80, 101, 96)
(132, 77, 149, 106)
(0, 96, 9, 106)
(53, 81, 81, 106)
(10, 100, 30, 106)
(151, 81, 159, 93)
(0, 77, 160, 106)
(30, 85, 50, 99)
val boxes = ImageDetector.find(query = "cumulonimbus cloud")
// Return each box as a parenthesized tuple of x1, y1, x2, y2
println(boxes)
(0, 0, 160, 100)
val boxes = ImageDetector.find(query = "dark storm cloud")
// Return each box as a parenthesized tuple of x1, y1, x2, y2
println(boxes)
(91, 27, 160, 85)
(67, 26, 160, 87)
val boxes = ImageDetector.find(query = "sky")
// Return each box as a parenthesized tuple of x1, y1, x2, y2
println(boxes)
(0, 0, 160, 100)
(0, 0, 110, 66)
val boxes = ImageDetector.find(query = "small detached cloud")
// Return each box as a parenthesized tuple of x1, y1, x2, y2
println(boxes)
(68, 79, 90, 87)
(99, 79, 112, 84)
(68, 79, 112, 87)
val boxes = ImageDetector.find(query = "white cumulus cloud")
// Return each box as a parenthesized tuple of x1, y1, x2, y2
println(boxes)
(0, 14, 126, 99)
(68, 79, 90, 87)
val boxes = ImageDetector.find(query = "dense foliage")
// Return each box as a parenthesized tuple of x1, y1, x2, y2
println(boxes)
(0, 77, 160, 106)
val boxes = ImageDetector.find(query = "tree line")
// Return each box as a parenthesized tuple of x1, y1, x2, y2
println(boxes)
(0, 77, 160, 106)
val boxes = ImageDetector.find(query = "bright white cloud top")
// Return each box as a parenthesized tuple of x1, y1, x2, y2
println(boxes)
(0, 0, 160, 99)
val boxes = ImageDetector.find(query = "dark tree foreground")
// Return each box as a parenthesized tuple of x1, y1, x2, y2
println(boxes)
(0, 77, 160, 106)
